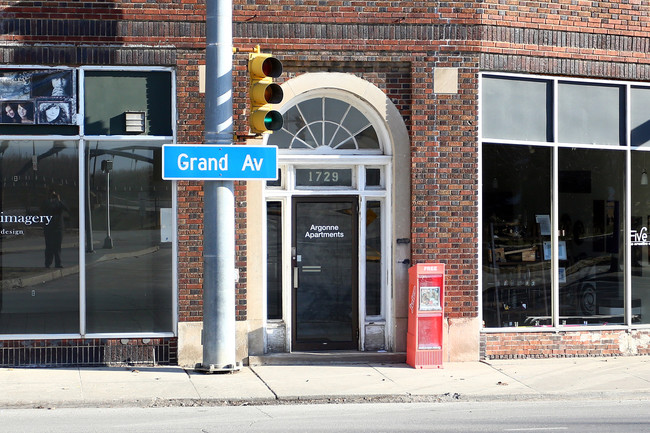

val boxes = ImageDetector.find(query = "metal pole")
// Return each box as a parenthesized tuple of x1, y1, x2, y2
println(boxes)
(201, 0, 239, 372)
(103, 167, 113, 249)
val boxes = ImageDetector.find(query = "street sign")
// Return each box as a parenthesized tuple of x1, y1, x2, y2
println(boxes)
(162, 144, 278, 180)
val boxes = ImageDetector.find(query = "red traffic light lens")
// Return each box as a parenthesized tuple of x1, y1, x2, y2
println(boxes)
(261, 57, 283, 78)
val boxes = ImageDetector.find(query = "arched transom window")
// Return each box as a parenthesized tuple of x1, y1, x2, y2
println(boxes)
(268, 95, 384, 154)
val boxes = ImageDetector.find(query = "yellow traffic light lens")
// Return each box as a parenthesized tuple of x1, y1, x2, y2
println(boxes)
(264, 83, 283, 104)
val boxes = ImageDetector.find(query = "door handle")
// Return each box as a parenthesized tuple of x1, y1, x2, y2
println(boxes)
(293, 266, 299, 289)
(302, 265, 321, 273)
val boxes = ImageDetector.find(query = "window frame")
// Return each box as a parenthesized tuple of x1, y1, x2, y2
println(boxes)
(479, 72, 650, 332)
(0, 65, 177, 340)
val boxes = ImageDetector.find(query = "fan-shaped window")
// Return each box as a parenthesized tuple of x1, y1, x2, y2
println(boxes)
(268, 96, 382, 153)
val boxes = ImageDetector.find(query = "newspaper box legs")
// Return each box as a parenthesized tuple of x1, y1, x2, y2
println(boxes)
(407, 263, 445, 369)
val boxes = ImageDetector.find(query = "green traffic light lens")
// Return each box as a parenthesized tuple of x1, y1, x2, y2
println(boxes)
(264, 111, 283, 131)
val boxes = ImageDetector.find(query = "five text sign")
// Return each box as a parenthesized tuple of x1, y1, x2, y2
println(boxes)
(162, 145, 278, 180)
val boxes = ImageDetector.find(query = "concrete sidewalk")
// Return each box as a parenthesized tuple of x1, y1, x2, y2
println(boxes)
(0, 356, 649, 408)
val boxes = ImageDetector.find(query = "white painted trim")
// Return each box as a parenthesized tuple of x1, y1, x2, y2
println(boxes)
(79, 139, 87, 336)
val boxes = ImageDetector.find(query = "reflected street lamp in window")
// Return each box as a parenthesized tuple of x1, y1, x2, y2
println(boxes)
(101, 159, 113, 249)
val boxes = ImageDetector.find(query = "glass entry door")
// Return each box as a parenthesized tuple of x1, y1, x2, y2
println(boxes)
(292, 197, 359, 350)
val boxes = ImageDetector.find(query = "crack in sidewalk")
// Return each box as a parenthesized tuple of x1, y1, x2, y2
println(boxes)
(249, 366, 279, 400)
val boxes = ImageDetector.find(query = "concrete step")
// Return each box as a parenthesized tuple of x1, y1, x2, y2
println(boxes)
(248, 351, 407, 366)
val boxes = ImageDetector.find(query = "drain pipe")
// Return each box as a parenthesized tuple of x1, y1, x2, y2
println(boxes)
(200, 0, 239, 372)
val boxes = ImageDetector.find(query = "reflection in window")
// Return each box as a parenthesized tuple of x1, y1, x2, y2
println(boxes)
(558, 148, 625, 324)
(631, 87, 650, 148)
(267, 202, 282, 320)
(482, 144, 552, 328)
(630, 151, 649, 323)
(268, 97, 381, 153)
(0, 140, 80, 334)
(366, 201, 382, 316)
(85, 141, 172, 333)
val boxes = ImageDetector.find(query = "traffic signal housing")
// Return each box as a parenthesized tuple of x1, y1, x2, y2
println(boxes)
(248, 51, 283, 134)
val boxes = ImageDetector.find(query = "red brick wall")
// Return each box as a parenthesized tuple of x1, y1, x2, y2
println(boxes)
(3, 0, 650, 359)
(479, 1, 650, 70)
(409, 55, 479, 320)
(483, 330, 650, 359)
(481, 0, 650, 33)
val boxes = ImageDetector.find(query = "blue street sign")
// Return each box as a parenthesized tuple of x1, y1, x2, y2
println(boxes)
(162, 145, 278, 180)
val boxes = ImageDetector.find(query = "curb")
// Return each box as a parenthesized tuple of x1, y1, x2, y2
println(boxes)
(3, 390, 650, 410)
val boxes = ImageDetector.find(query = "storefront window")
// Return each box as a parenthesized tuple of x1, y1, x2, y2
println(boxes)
(0, 66, 175, 338)
(558, 148, 625, 324)
(0, 140, 80, 334)
(482, 144, 552, 327)
(85, 141, 172, 333)
(482, 74, 634, 328)
(631, 150, 650, 324)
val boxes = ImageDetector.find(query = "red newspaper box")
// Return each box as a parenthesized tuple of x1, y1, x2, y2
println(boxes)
(407, 263, 445, 368)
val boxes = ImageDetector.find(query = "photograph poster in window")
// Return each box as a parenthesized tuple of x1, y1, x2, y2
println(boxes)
(0, 69, 75, 125)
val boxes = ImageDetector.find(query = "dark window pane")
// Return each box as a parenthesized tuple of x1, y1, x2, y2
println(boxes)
(355, 125, 379, 150)
(324, 98, 349, 123)
(366, 201, 381, 316)
(267, 202, 282, 320)
(85, 141, 173, 333)
(558, 148, 625, 324)
(482, 144, 552, 328)
(84, 71, 172, 136)
(366, 168, 381, 187)
(0, 140, 80, 334)
(298, 98, 323, 125)
(631, 150, 650, 323)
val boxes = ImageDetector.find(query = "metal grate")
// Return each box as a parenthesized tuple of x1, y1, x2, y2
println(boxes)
(0, 338, 177, 367)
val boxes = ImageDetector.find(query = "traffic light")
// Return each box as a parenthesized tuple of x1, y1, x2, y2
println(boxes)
(248, 51, 283, 134)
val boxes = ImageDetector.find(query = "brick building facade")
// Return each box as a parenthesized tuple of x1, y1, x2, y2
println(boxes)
(0, 1, 649, 366)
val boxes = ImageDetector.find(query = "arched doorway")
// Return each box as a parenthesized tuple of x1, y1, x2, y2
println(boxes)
(260, 73, 409, 353)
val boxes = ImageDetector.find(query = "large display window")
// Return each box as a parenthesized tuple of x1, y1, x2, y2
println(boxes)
(482, 144, 552, 327)
(0, 140, 80, 334)
(481, 73, 648, 329)
(0, 66, 175, 338)
(85, 140, 172, 333)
